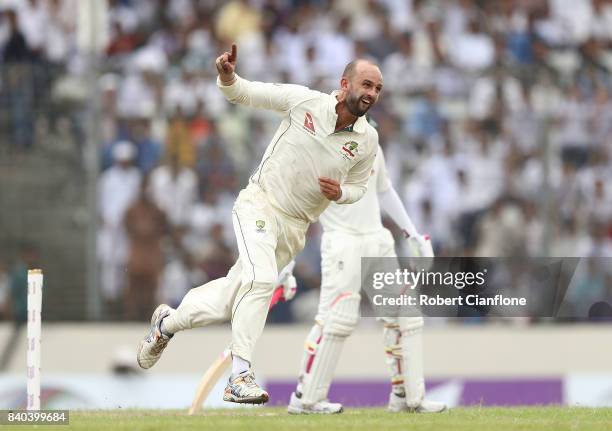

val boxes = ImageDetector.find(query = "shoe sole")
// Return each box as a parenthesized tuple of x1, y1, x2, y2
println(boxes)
(287, 406, 344, 415)
(223, 393, 269, 404)
(136, 304, 170, 370)
(388, 406, 448, 413)
(416, 406, 448, 413)
(136, 340, 149, 369)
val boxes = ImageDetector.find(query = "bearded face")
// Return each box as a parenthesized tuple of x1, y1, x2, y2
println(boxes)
(345, 85, 376, 117)
(341, 64, 383, 117)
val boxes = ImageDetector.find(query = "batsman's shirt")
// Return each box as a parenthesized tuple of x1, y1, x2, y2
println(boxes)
(319, 145, 391, 235)
(218, 75, 378, 223)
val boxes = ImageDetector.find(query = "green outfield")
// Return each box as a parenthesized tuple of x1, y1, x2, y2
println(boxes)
(4, 407, 612, 431)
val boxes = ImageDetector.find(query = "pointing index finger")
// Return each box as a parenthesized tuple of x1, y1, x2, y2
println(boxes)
(230, 43, 237, 62)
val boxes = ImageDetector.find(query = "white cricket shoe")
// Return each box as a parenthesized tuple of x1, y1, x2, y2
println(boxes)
(223, 370, 269, 404)
(388, 392, 447, 413)
(137, 304, 173, 369)
(287, 392, 344, 415)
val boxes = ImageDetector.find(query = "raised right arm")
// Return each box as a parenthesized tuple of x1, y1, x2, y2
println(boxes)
(217, 76, 314, 113)
(215, 43, 314, 113)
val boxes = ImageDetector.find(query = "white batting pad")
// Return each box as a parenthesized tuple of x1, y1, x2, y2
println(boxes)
(299, 292, 360, 405)
(399, 316, 425, 407)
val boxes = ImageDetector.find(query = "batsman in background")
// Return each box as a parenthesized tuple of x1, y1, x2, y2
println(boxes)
(137, 43, 382, 405)
(287, 144, 447, 414)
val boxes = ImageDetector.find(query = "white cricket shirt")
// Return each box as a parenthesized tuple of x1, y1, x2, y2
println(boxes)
(319, 145, 392, 235)
(217, 75, 378, 223)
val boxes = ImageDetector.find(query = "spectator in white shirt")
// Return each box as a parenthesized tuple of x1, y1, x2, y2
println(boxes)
(448, 18, 495, 72)
(149, 155, 198, 228)
(98, 141, 142, 309)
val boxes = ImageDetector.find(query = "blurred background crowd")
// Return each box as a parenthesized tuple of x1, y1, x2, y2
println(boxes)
(0, 0, 611, 323)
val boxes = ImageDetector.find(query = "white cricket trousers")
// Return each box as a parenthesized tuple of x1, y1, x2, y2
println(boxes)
(316, 228, 396, 322)
(163, 183, 308, 362)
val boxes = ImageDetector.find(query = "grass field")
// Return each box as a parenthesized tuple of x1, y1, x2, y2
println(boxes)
(3, 407, 612, 431)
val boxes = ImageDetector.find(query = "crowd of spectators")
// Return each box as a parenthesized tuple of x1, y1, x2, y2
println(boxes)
(2, 0, 612, 320)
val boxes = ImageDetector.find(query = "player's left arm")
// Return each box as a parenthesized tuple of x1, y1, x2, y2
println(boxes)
(376, 147, 434, 258)
(379, 186, 434, 257)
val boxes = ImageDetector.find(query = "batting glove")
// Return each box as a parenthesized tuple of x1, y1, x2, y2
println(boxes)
(269, 261, 297, 309)
(407, 234, 434, 258)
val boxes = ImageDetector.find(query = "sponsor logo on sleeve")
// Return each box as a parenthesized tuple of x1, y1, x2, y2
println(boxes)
(303, 112, 316, 135)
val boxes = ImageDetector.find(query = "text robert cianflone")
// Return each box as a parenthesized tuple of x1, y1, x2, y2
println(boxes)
(372, 294, 527, 307)
(371, 268, 487, 290)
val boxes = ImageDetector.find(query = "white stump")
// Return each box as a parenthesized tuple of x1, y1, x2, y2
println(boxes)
(26, 269, 43, 411)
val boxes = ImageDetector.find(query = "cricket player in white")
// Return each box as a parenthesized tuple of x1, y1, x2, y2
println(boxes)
(287, 145, 447, 414)
(137, 44, 383, 404)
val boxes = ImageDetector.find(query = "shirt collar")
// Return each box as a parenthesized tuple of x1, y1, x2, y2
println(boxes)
(328, 90, 367, 134)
